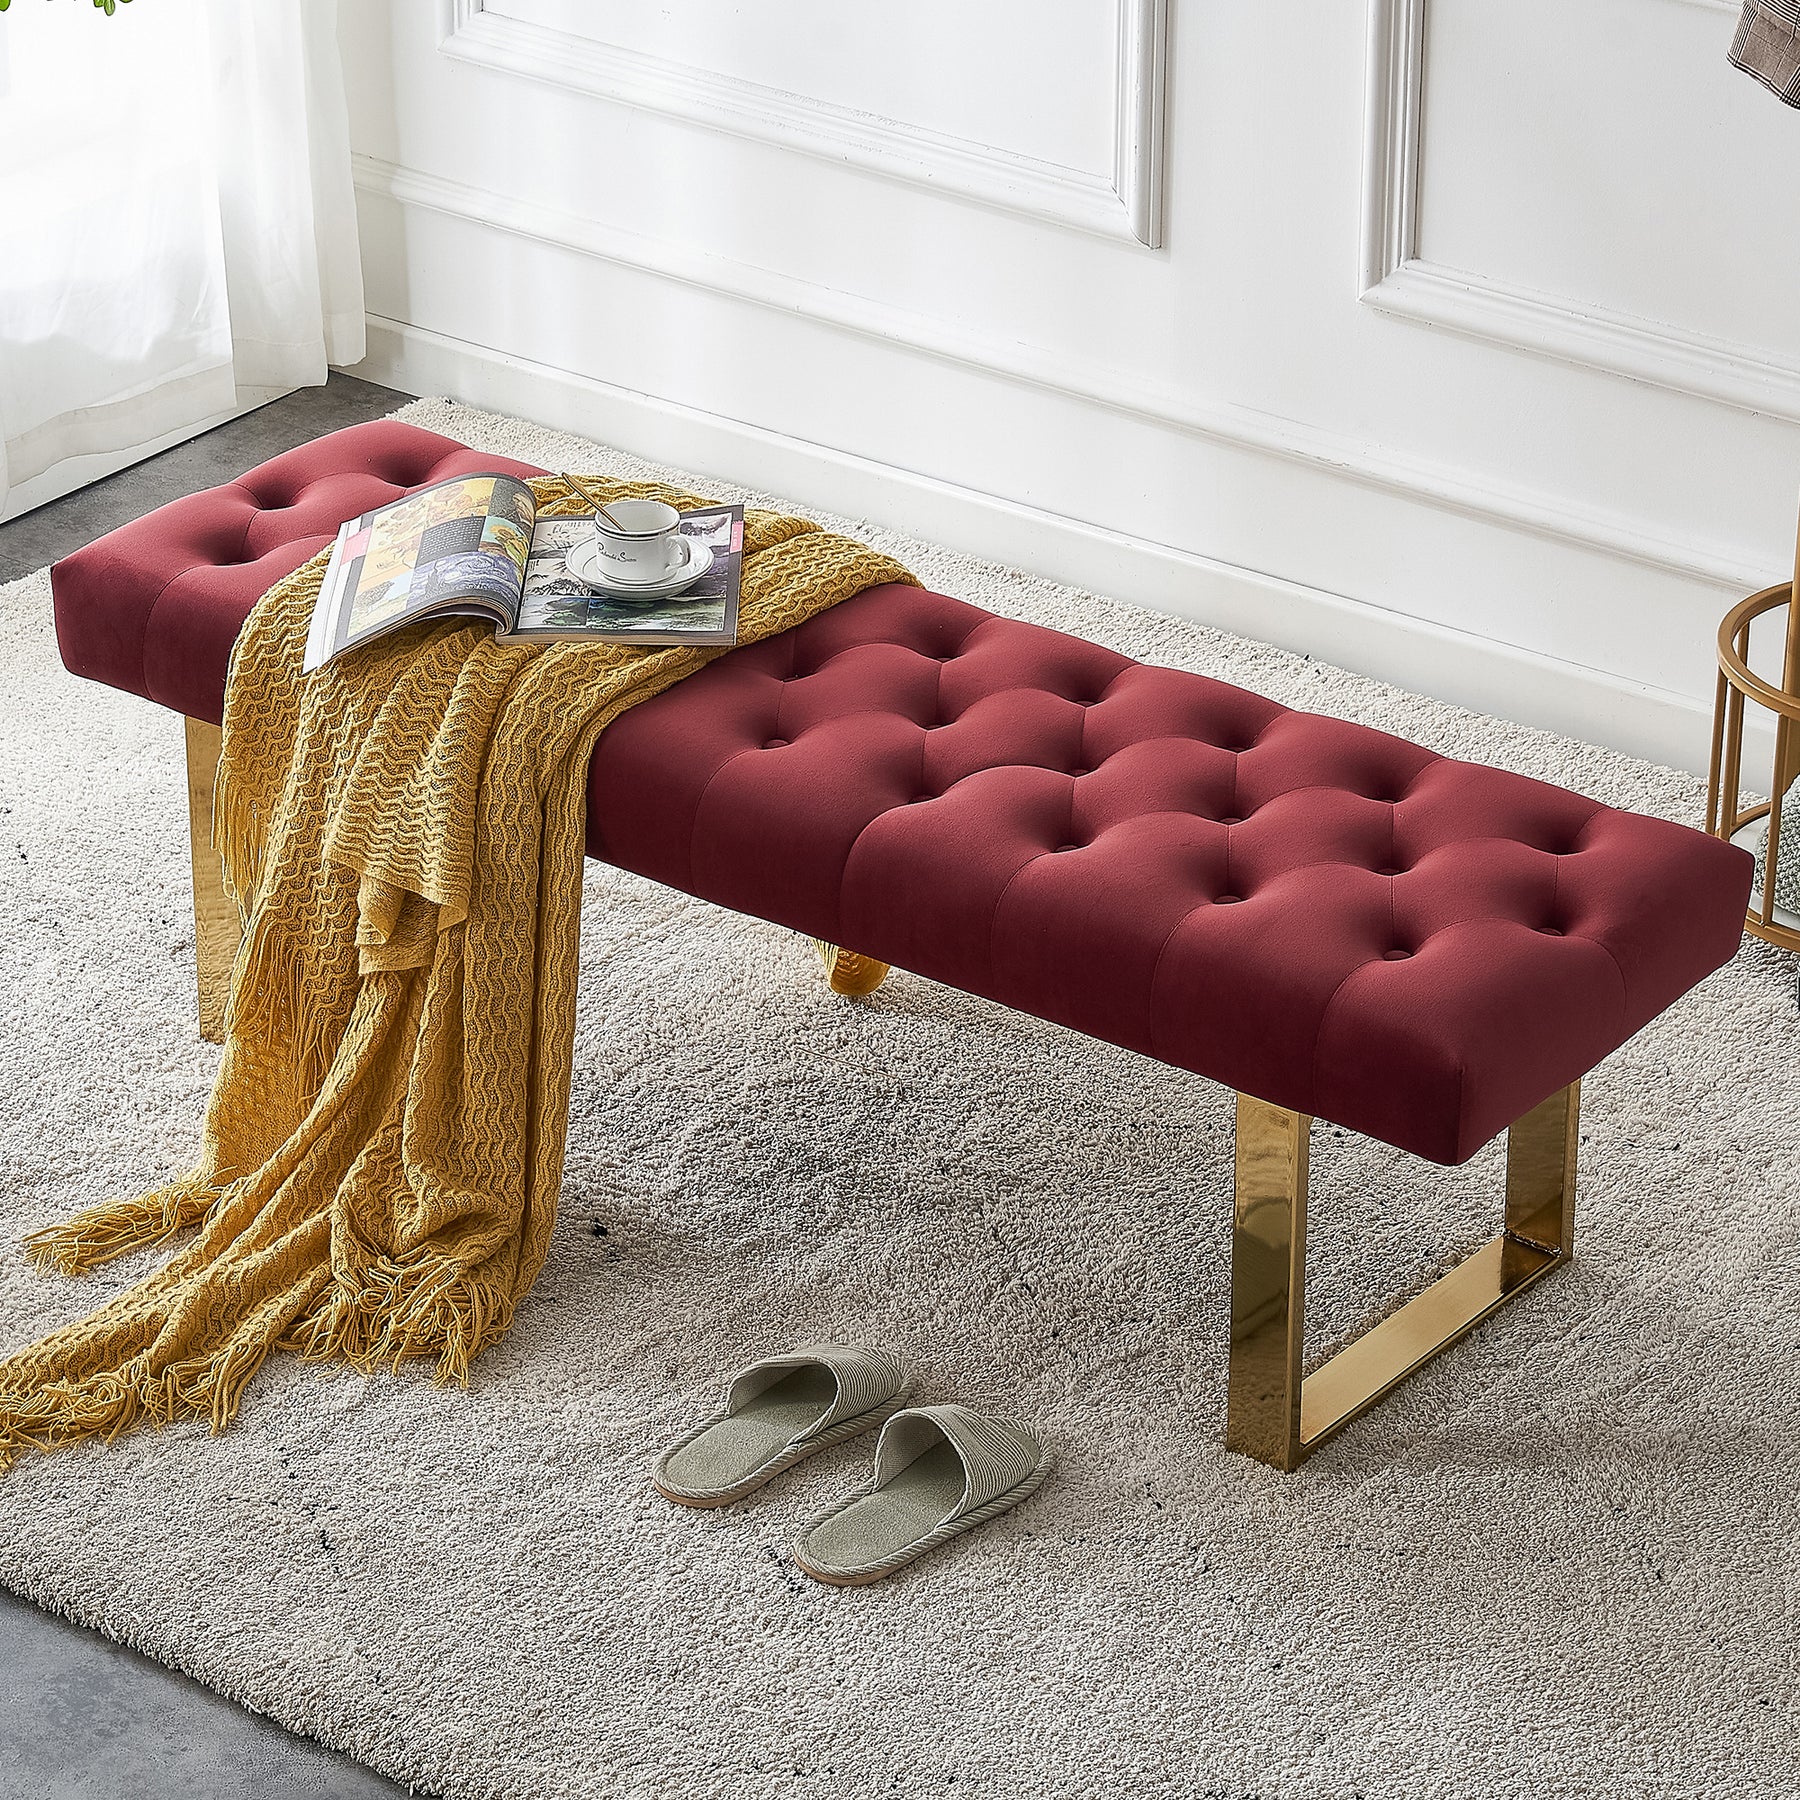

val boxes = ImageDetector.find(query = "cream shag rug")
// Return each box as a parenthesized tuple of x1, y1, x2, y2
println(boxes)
(2, 400, 1796, 1800)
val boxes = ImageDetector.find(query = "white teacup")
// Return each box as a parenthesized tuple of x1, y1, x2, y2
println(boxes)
(589, 498, 691, 585)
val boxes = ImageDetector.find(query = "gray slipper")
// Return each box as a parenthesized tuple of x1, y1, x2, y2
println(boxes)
(652, 1344, 909, 1508)
(791, 1403, 1048, 1586)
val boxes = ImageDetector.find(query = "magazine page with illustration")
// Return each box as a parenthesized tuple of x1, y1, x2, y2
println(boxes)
(302, 478, 746, 671)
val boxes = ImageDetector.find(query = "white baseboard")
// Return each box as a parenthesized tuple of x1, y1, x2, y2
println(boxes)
(350, 312, 1738, 776)
(352, 153, 1775, 594)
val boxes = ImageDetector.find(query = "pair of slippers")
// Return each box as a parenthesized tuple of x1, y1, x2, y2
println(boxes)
(652, 1343, 1048, 1586)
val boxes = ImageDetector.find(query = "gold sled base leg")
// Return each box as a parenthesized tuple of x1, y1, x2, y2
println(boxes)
(810, 938, 891, 997)
(184, 716, 242, 1045)
(1226, 1082, 1579, 1471)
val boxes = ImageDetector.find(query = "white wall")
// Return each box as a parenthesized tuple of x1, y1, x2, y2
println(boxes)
(339, 0, 1800, 774)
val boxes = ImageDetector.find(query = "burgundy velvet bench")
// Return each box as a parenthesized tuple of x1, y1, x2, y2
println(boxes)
(50, 419, 1754, 1471)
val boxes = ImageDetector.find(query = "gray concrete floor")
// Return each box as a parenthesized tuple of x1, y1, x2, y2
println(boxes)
(1, 372, 420, 1799)
(1, 373, 411, 583)
(0, 1602, 410, 1800)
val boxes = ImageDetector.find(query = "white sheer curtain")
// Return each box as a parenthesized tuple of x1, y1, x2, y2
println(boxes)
(0, 0, 364, 518)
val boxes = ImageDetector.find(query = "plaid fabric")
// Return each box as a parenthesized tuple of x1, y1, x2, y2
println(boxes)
(1731, 1, 1800, 106)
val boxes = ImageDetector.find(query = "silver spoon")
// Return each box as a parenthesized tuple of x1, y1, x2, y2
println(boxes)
(557, 469, 630, 534)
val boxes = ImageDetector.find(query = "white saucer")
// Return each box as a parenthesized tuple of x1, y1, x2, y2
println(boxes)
(567, 536, 713, 601)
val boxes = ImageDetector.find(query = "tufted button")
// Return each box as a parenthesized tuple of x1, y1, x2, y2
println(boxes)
(1068, 766, 1089, 779)
(1377, 865, 1405, 877)
(1214, 893, 1241, 905)
(1054, 841, 1082, 853)
(1216, 814, 1243, 827)
(910, 793, 934, 805)
(763, 737, 788, 750)
(1539, 925, 1564, 937)
(1383, 948, 1412, 961)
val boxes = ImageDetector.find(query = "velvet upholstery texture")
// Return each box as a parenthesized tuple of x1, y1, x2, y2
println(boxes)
(50, 422, 1753, 1165)
(589, 586, 1751, 1164)
(51, 421, 541, 725)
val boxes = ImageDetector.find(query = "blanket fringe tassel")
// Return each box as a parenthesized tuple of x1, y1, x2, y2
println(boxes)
(0, 1337, 273, 1474)
(0, 1250, 513, 1471)
(285, 1252, 517, 1388)
(23, 1181, 213, 1277)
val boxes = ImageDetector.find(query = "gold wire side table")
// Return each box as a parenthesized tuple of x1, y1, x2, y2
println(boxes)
(1706, 579, 1800, 952)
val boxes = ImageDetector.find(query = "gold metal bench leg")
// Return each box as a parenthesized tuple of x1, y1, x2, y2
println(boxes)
(184, 716, 241, 1044)
(809, 938, 891, 997)
(1226, 1081, 1579, 1470)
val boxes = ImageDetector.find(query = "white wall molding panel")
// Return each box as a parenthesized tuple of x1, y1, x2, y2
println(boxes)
(342, 0, 1800, 777)
(1360, 0, 1800, 423)
(436, 0, 1169, 247)
(362, 309, 1737, 775)
(350, 151, 1773, 595)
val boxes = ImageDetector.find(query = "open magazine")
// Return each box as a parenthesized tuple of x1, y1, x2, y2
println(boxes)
(301, 473, 744, 672)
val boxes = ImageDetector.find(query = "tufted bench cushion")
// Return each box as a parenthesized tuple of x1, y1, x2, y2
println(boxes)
(590, 586, 1750, 1164)
(52, 421, 542, 724)
(52, 421, 1753, 1169)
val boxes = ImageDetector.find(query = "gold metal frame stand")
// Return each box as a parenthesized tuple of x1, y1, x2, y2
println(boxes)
(809, 938, 891, 997)
(1226, 1084, 1578, 1470)
(1707, 579, 1800, 953)
(184, 717, 241, 1045)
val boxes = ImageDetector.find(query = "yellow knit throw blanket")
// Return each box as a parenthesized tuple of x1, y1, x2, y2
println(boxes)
(0, 476, 913, 1469)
